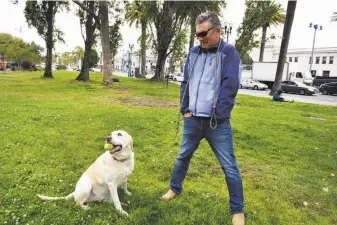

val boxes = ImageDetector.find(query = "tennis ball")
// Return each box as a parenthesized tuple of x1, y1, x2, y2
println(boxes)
(104, 143, 113, 150)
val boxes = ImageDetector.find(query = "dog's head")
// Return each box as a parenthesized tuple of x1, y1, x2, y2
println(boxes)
(106, 130, 133, 158)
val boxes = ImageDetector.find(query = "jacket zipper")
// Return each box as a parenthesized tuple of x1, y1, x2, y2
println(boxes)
(195, 53, 208, 115)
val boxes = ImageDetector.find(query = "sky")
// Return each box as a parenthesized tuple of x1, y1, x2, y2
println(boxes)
(0, 0, 336, 56)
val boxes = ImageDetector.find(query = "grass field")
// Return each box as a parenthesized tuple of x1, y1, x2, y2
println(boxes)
(0, 71, 336, 225)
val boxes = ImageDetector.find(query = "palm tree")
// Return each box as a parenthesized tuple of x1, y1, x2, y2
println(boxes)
(257, 1, 285, 62)
(271, 0, 297, 95)
(125, 1, 155, 77)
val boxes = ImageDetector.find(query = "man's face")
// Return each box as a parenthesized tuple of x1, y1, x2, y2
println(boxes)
(195, 21, 220, 49)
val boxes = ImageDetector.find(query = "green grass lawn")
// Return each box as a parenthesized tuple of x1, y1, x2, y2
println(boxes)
(0, 71, 336, 225)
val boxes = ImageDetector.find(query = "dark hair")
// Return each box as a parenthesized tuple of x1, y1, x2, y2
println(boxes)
(277, 89, 283, 95)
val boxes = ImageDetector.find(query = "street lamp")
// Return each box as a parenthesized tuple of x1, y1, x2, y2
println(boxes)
(309, 22, 323, 74)
(128, 44, 134, 77)
(224, 22, 233, 43)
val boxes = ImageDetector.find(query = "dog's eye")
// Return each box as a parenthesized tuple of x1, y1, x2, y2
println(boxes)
(117, 133, 122, 136)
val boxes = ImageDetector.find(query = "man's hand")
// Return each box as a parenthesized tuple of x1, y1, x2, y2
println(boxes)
(183, 112, 192, 118)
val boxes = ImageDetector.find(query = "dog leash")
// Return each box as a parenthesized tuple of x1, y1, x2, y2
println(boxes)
(174, 39, 222, 140)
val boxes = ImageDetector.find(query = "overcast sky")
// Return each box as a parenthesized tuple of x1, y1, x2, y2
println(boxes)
(0, 0, 336, 56)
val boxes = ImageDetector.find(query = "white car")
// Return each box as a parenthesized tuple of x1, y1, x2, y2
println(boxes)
(172, 73, 184, 82)
(91, 67, 102, 72)
(240, 79, 268, 90)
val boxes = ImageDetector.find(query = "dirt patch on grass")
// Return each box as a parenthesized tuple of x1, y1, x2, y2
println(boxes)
(122, 97, 178, 108)
(241, 165, 263, 179)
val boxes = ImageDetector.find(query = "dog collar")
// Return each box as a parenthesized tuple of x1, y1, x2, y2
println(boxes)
(113, 157, 128, 162)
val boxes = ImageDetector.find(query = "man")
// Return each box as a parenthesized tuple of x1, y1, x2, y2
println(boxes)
(162, 12, 245, 225)
(272, 89, 294, 103)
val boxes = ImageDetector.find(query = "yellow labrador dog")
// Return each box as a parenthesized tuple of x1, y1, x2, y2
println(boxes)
(37, 130, 134, 216)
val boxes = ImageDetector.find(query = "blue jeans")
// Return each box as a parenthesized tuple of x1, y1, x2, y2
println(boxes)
(170, 116, 244, 214)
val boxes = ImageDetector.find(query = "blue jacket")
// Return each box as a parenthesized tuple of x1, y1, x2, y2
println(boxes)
(180, 39, 242, 123)
(272, 92, 281, 101)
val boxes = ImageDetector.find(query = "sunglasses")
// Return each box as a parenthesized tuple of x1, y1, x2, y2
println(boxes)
(196, 27, 213, 38)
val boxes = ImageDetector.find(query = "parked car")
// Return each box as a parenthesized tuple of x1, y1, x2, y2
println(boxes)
(90, 67, 102, 72)
(319, 82, 337, 95)
(281, 81, 318, 95)
(240, 79, 268, 90)
(172, 73, 183, 82)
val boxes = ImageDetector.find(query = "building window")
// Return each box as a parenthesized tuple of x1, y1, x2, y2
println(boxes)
(322, 56, 326, 64)
(322, 71, 330, 77)
(311, 70, 316, 77)
(295, 57, 298, 62)
(329, 56, 334, 64)
(309, 57, 312, 64)
(316, 57, 320, 64)
(289, 57, 292, 62)
(296, 72, 303, 79)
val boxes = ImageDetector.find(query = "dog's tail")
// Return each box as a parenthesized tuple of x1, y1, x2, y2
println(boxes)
(37, 192, 74, 201)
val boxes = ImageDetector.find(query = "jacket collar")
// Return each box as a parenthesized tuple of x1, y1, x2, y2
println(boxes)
(200, 38, 224, 53)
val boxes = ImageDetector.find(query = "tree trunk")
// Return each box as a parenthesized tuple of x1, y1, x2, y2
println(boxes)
(259, 25, 267, 62)
(140, 19, 147, 78)
(43, 1, 55, 79)
(76, 45, 90, 81)
(153, 50, 167, 81)
(76, 1, 96, 81)
(151, 1, 175, 81)
(112, 54, 115, 71)
(99, 1, 112, 86)
(189, 19, 195, 50)
(270, 0, 297, 95)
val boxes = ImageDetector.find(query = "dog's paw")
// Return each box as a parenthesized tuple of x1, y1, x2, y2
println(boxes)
(81, 205, 90, 210)
(119, 209, 129, 216)
(125, 190, 132, 196)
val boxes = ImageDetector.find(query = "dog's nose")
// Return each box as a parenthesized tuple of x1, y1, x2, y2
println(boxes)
(106, 136, 112, 142)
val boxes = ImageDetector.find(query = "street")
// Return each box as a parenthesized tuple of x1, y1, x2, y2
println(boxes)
(238, 88, 337, 107)
(112, 71, 336, 107)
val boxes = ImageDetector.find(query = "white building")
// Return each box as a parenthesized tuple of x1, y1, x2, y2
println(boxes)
(250, 41, 337, 77)
(114, 49, 158, 74)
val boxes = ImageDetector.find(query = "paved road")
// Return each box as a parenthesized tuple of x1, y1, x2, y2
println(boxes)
(238, 88, 337, 107)
(112, 71, 336, 107)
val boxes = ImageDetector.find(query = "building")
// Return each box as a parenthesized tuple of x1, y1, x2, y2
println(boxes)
(250, 41, 337, 77)
(113, 49, 180, 75)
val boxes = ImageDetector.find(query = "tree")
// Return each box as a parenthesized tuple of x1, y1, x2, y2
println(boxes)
(24, 1, 68, 78)
(168, 30, 187, 74)
(146, 1, 194, 81)
(270, 0, 297, 95)
(256, 1, 285, 62)
(0, 33, 43, 66)
(235, 0, 285, 63)
(125, 1, 155, 78)
(74, 0, 121, 86)
(109, 19, 123, 71)
(59, 52, 76, 68)
(73, 46, 84, 59)
(75, 1, 99, 81)
(235, 0, 261, 62)
(331, 12, 337, 22)
(88, 48, 99, 68)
